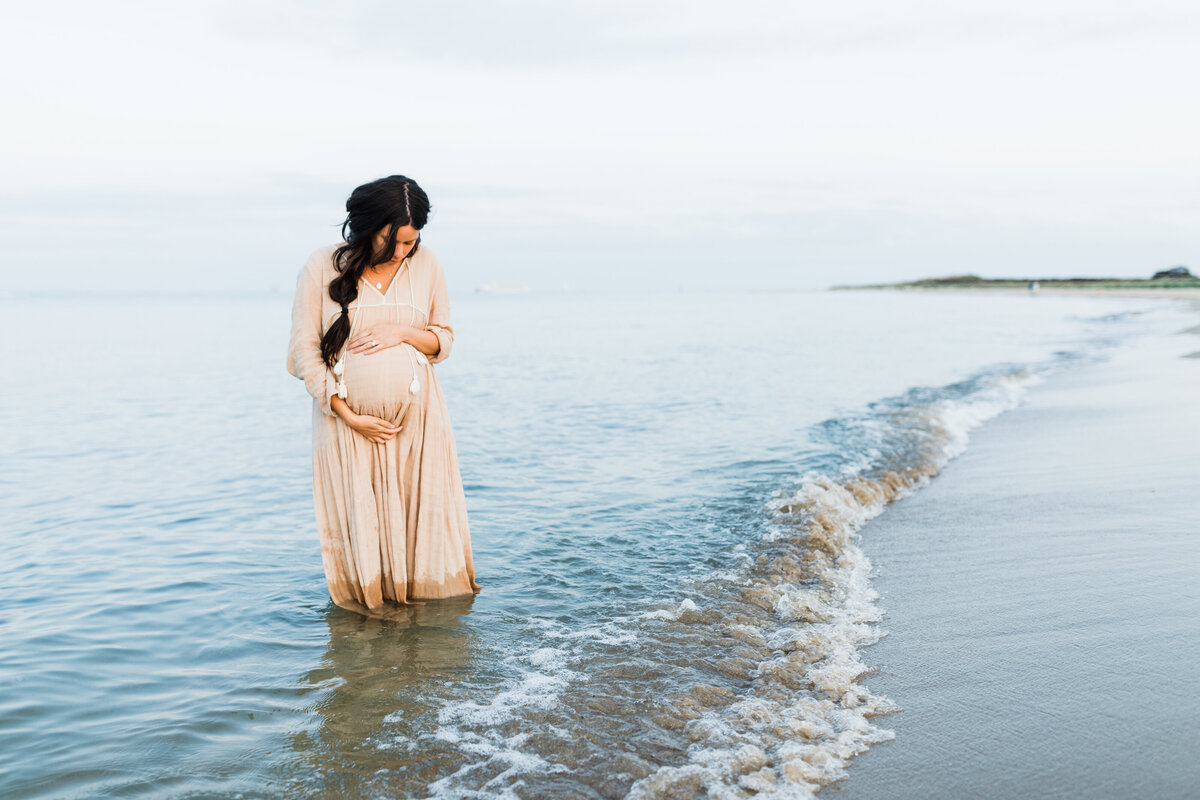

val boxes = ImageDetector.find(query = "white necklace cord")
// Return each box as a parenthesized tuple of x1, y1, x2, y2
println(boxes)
(369, 259, 403, 290)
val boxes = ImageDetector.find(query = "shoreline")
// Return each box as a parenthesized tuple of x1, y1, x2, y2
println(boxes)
(828, 291, 1200, 798)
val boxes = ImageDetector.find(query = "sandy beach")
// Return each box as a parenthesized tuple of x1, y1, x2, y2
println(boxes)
(826, 290, 1200, 799)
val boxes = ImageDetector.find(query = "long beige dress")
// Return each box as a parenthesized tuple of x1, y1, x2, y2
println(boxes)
(286, 242, 482, 613)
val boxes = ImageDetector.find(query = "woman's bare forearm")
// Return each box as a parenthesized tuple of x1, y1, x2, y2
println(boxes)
(406, 327, 441, 357)
(330, 395, 355, 420)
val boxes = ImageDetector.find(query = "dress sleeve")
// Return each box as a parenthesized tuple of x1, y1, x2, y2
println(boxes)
(426, 255, 455, 365)
(286, 250, 339, 416)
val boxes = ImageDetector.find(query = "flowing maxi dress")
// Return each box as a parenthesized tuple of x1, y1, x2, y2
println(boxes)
(286, 243, 482, 612)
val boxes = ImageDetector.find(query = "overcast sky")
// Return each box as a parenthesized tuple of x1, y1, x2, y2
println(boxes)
(1, 0, 1196, 293)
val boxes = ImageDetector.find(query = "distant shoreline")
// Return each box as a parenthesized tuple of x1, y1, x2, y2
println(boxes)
(828, 284, 1200, 314)
(831, 273, 1200, 291)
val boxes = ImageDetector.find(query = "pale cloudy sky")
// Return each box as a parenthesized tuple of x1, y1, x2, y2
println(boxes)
(1, 0, 1196, 293)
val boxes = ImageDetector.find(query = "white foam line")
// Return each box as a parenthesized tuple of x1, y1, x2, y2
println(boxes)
(420, 368, 1052, 799)
(627, 370, 1047, 799)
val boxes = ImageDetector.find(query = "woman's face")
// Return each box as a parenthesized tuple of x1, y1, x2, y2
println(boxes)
(372, 224, 420, 264)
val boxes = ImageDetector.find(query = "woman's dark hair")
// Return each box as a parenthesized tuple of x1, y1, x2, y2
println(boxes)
(320, 175, 432, 368)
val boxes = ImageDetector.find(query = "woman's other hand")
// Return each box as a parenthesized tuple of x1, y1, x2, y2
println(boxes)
(348, 322, 414, 355)
(345, 413, 402, 443)
(331, 396, 401, 443)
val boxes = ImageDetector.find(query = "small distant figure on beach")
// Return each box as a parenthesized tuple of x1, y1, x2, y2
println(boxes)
(286, 174, 482, 617)
(1028, 280, 1040, 294)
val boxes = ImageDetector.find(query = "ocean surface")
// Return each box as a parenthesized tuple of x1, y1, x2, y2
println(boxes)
(1, 287, 1193, 799)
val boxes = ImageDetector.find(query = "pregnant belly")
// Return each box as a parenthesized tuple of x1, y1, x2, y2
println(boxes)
(341, 346, 422, 423)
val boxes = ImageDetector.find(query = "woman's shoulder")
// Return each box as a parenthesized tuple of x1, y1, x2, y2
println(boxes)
(417, 243, 444, 274)
(298, 243, 342, 281)
(317, 242, 341, 267)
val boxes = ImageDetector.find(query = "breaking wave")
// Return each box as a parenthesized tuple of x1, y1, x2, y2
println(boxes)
(418, 365, 1050, 799)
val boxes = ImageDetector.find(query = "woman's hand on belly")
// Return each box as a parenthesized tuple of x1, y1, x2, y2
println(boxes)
(348, 414, 402, 444)
(347, 322, 416, 355)
(332, 396, 402, 443)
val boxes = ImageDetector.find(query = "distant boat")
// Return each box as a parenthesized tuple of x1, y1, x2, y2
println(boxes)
(475, 283, 529, 294)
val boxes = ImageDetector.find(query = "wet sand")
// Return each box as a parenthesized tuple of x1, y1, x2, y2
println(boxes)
(827, 293, 1200, 799)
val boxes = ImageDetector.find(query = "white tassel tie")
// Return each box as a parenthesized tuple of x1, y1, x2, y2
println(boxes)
(409, 345, 425, 393)
(333, 355, 347, 398)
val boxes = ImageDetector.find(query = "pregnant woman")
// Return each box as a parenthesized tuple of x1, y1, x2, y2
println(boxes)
(287, 174, 482, 616)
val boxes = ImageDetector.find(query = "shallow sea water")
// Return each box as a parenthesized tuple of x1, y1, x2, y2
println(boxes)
(1, 287, 1191, 799)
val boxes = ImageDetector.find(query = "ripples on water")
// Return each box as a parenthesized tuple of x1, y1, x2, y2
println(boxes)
(0, 288, 1187, 799)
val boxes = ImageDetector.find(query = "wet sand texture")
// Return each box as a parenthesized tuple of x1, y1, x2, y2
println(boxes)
(828, 301, 1200, 799)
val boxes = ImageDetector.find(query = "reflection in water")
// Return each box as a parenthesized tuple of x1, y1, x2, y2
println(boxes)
(286, 596, 482, 798)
